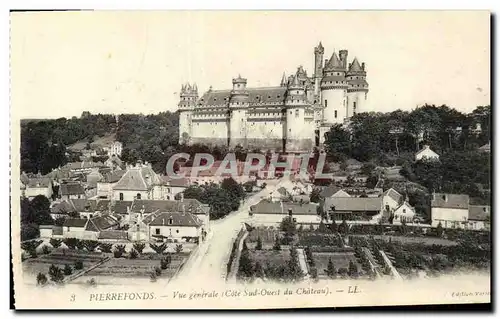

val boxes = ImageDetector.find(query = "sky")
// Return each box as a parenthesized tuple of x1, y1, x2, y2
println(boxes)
(10, 11, 490, 119)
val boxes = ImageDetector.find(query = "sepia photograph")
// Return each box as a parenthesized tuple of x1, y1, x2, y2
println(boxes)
(10, 10, 491, 310)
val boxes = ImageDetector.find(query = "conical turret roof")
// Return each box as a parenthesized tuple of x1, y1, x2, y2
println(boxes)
(280, 72, 287, 86)
(349, 58, 363, 72)
(325, 52, 344, 71)
(289, 74, 301, 87)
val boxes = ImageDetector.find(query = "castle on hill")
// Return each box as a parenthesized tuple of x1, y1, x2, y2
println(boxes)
(178, 42, 369, 152)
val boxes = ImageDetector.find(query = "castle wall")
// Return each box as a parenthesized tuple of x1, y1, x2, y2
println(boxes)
(321, 88, 346, 124)
(347, 91, 368, 116)
(229, 109, 247, 148)
(178, 111, 193, 144)
(191, 119, 228, 146)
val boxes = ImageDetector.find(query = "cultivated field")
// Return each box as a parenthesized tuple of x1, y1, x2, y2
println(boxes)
(249, 250, 291, 267)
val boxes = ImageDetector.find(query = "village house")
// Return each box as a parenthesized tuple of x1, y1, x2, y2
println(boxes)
(430, 193, 469, 229)
(248, 199, 321, 227)
(391, 202, 416, 224)
(415, 145, 440, 162)
(59, 182, 86, 200)
(105, 154, 124, 170)
(97, 170, 126, 199)
(25, 177, 53, 199)
(154, 176, 190, 200)
(143, 211, 203, 242)
(61, 214, 120, 240)
(382, 188, 404, 213)
(323, 197, 382, 222)
(112, 162, 163, 201)
(61, 161, 106, 176)
(468, 205, 490, 231)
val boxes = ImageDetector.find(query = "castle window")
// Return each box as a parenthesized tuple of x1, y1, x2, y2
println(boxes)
(295, 109, 299, 118)
(334, 110, 338, 118)
(290, 111, 292, 115)
(277, 95, 280, 98)
(353, 102, 357, 110)
(289, 128, 291, 132)
(325, 100, 328, 107)
(268, 95, 271, 99)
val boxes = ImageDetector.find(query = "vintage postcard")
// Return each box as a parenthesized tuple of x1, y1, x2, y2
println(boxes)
(10, 10, 491, 310)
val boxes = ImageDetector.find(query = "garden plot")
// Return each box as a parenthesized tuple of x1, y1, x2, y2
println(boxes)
(22, 250, 106, 284)
(312, 251, 359, 278)
(249, 249, 291, 267)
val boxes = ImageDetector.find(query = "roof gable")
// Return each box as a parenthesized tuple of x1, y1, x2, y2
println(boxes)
(431, 193, 469, 209)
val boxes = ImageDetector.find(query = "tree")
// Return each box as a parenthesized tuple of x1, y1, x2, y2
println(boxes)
(238, 248, 254, 279)
(280, 216, 297, 235)
(325, 258, 336, 278)
(83, 240, 100, 252)
(63, 264, 73, 276)
(286, 248, 304, 282)
(309, 188, 321, 203)
(36, 273, 48, 286)
(48, 264, 64, 283)
(272, 235, 281, 251)
(255, 237, 263, 250)
(254, 261, 265, 278)
(149, 243, 168, 254)
(348, 260, 358, 277)
(74, 260, 84, 270)
(324, 124, 351, 161)
(133, 242, 146, 254)
(129, 249, 138, 259)
(338, 219, 349, 236)
(63, 238, 78, 250)
(113, 244, 127, 258)
(175, 244, 183, 253)
(436, 222, 444, 237)
(99, 243, 113, 253)
(21, 240, 42, 257)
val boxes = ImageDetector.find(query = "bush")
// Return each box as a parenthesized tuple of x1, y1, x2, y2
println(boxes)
(113, 249, 123, 258)
(87, 278, 97, 287)
(154, 267, 162, 276)
(63, 238, 78, 250)
(74, 260, 84, 270)
(48, 264, 64, 283)
(175, 244, 183, 254)
(36, 273, 48, 286)
(115, 244, 126, 253)
(255, 237, 263, 250)
(49, 238, 62, 249)
(160, 257, 171, 270)
(99, 243, 113, 253)
(150, 272, 157, 282)
(149, 243, 168, 254)
(64, 264, 73, 276)
(75, 239, 84, 250)
(133, 242, 146, 254)
(41, 245, 51, 255)
(272, 235, 281, 251)
(83, 240, 100, 252)
(129, 249, 138, 259)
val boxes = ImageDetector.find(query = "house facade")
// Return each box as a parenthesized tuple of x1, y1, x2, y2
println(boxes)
(25, 177, 53, 199)
(145, 211, 203, 241)
(323, 197, 382, 222)
(59, 182, 86, 200)
(112, 163, 163, 201)
(431, 193, 469, 229)
(392, 202, 416, 224)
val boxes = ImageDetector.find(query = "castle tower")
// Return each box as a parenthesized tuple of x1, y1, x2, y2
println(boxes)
(178, 82, 198, 144)
(285, 73, 311, 152)
(346, 58, 369, 117)
(320, 50, 348, 125)
(228, 74, 249, 148)
(314, 42, 324, 95)
(280, 72, 287, 87)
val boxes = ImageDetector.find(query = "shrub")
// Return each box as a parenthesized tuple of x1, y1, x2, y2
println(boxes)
(75, 239, 84, 250)
(113, 249, 123, 258)
(160, 257, 170, 270)
(63, 238, 78, 250)
(74, 260, 84, 270)
(99, 243, 113, 253)
(49, 238, 62, 249)
(272, 235, 281, 251)
(175, 244, 183, 254)
(41, 245, 51, 255)
(83, 240, 100, 252)
(21, 240, 42, 257)
(150, 272, 157, 282)
(48, 264, 64, 283)
(63, 264, 73, 276)
(133, 242, 146, 254)
(36, 273, 48, 286)
(87, 278, 97, 287)
(154, 267, 162, 276)
(115, 244, 127, 253)
(149, 243, 168, 254)
(129, 249, 138, 259)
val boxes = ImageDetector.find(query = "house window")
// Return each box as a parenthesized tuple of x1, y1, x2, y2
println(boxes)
(334, 110, 338, 118)
(290, 111, 292, 115)
(119, 193, 124, 201)
(293, 218, 297, 223)
(353, 102, 357, 110)
(168, 218, 173, 225)
(155, 228, 160, 235)
(295, 109, 299, 118)
(385, 205, 390, 211)
(288, 209, 293, 216)
(136, 193, 141, 199)
(176, 230, 179, 233)
(89, 214, 93, 218)
(403, 209, 406, 214)
(325, 100, 328, 108)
